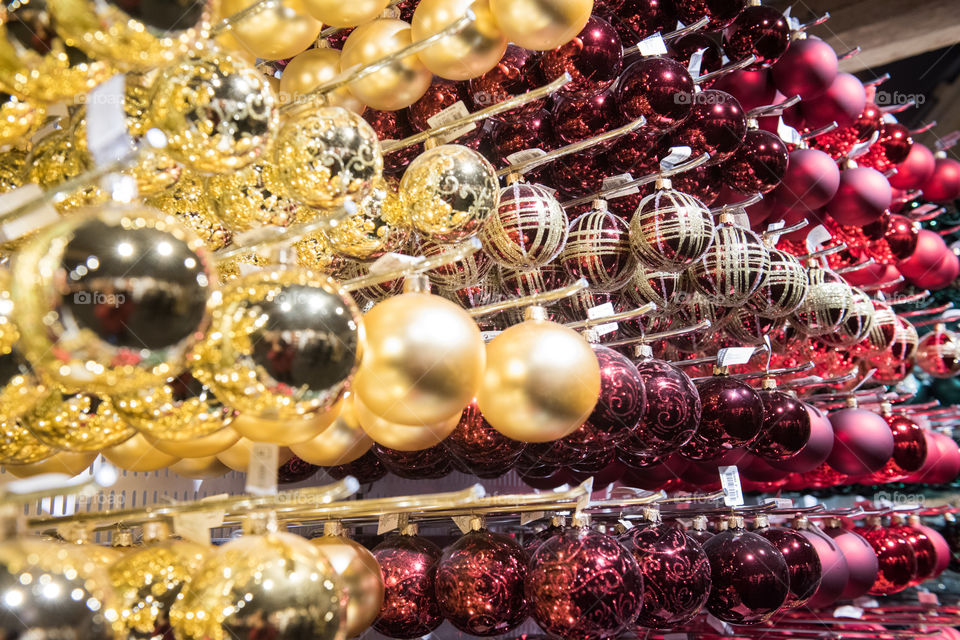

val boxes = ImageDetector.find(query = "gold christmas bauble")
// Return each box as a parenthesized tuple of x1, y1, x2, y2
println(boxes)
(341, 19, 434, 111)
(355, 396, 461, 450)
(206, 160, 308, 231)
(0, 276, 49, 423)
(0, 418, 55, 465)
(280, 48, 366, 114)
(219, 0, 321, 61)
(24, 392, 135, 452)
(231, 399, 343, 446)
(11, 202, 217, 395)
(401, 144, 500, 243)
(0, 148, 25, 195)
(312, 535, 384, 637)
(353, 290, 485, 425)
(746, 248, 808, 318)
(819, 287, 874, 348)
(146, 173, 233, 251)
(688, 221, 770, 306)
(102, 432, 180, 472)
(0, 92, 44, 145)
(4, 450, 97, 477)
(294, 231, 350, 274)
(216, 436, 294, 472)
(325, 179, 410, 261)
(621, 266, 683, 316)
(477, 310, 601, 442)
(147, 426, 241, 458)
(412, 0, 507, 80)
(559, 202, 636, 292)
(189, 269, 362, 421)
(148, 52, 279, 174)
(169, 455, 232, 478)
(26, 129, 105, 212)
(301, 0, 388, 26)
(489, 0, 592, 50)
(629, 183, 715, 272)
(290, 393, 373, 465)
(170, 530, 344, 640)
(480, 181, 568, 269)
(789, 265, 853, 337)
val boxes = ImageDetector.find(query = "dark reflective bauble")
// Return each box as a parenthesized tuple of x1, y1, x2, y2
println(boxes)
(373, 535, 444, 639)
(755, 525, 822, 608)
(722, 4, 790, 69)
(749, 389, 811, 461)
(617, 56, 695, 129)
(703, 528, 790, 624)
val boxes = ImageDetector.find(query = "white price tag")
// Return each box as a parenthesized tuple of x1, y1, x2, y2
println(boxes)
(245, 442, 278, 496)
(378, 513, 400, 535)
(718, 465, 744, 507)
(369, 252, 425, 275)
(664, 634, 689, 640)
(918, 590, 940, 605)
(660, 146, 692, 170)
(520, 511, 546, 526)
(853, 597, 879, 608)
(602, 173, 639, 196)
(882, 113, 898, 124)
(834, 605, 864, 619)
(777, 117, 803, 146)
(426, 100, 475, 144)
(717, 346, 754, 366)
(730, 211, 751, 229)
(173, 510, 224, 545)
(688, 48, 705, 80)
(452, 515, 474, 534)
(480, 330, 501, 342)
(0, 184, 58, 243)
(636, 32, 668, 56)
(587, 302, 618, 337)
(773, 497, 793, 508)
(618, 518, 634, 530)
(575, 477, 594, 516)
(805, 223, 832, 253)
(86, 74, 134, 166)
(506, 148, 547, 165)
(766, 219, 786, 245)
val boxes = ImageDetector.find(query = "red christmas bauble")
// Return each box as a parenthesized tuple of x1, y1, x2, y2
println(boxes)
(671, 89, 747, 164)
(929, 432, 960, 484)
(325, 449, 387, 483)
(859, 122, 913, 172)
(919, 156, 960, 203)
(853, 522, 918, 595)
(822, 524, 879, 600)
(365, 109, 418, 176)
(912, 522, 950, 578)
(549, 149, 607, 198)
(606, 125, 669, 175)
(888, 143, 936, 190)
(722, 128, 790, 194)
(407, 78, 469, 131)
(827, 407, 894, 475)
(491, 109, 557, 167)
(670, 163, 723, 205)
(669, 33, 724, 77)
(565, 458, 626, 488)
(739, 452, 790, 482)
(277, 455, 319, 483)
(824, 166, 891, 227)
(722, 4, 790, 69)
(435, 529, 529, 636)
(749, 389, 811, 461)
(771, 35, 838, 100)
(889, 520, 937, 586)
(702, 526, 790, 624)
(711, 69, 777, 111)
(798, 525, 850, 609)
(800, 72, 866, 129)
(469, 45, 544, 122)
(621, 523, 711, 629)
(553, 89, 619, 144)
(611, 0, 677, 43)
(673, 0, 746, 30)
(882, 213, 920, 261)
(773, 148, 840, 212)
(770, 403, 834, 473)
(446, 401, 525, 478)
(373, 534, 444, 639)
(526, 527, 643, 640)
(540, 15, 623, 99)
(868, 414, 927, 481)
(898, 228, 949, 279)
(617, 56, 695, 129)
(755, 525, 822, 609)
(682, 375, 764, 460)
(914, 249, 960, 290)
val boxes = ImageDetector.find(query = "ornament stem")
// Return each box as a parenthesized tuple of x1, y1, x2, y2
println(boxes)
(836, 46, 861, 60)
(835, 258, 876, 274)
(801, 243, 848, 261)
(859, 275, 906, 291)
(696, 55, 758, 85)
(711, 193, 763, 214)
(864, 74, 891, 88)
(747, 95, 801, 119)
(662, 16, 710, 41)
(467, 279, 589, 317)
(605, 318, 713, 348)
(564, 302, 658, 330)
(801, 121, 839, 141)
(560, 153, 710, 208)
(763, 218, 808, 239)
(341, 237, 481, 292)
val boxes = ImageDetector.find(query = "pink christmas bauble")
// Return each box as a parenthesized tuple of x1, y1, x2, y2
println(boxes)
(827, 408, 894, 475)
(824, 167, 891, 227)
(898, 228, 949, 280)
(912, 249, 960, 290)
(770, 403, 833, 473)
(929, 432, 960, 484)
(919, 156, 960, 203)
(712, 68, 777, 111)
(798, 526, 849, 609)
(773, 148, 841, 212)
(822, 525, 879, 600)
(800, 72, 866, 129)
(771, 35, 838, 100)
(889, 143, 936, 190)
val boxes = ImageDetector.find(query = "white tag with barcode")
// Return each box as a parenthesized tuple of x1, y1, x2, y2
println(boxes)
(426, 100, 475, 144)
(520, 511, 546, 526)
(506, 148, 547, 165)
(719, 465, 744, 506)
(602, 173, 639, 196)
(369, 252, 424, 275)
(777, 117, 803, 146)
(834, 605, 864, 619)
(587, 301, 618, 336)
(86, 74, 134, 166)
(637, 33, 668, 56)
(660, 146, 692, 170)
(378, 513, 400, 535)
(0, 184, 58, 243)
(773, 497, 793, 508)
(717, 346, 754, 366)
(245, 442, 278, 496)
(766, 219, 786, 245)
(805, 224, 832, 253)
(688, 48, 706, 80)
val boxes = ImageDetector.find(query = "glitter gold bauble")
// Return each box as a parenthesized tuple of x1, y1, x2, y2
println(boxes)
(621, 266, 683, 316)
(290, 393, 373, 465)
(341, 19, 434, 111)
(148, 52, 279, 174)
(280, 48, 366, 114)
(312, 534, 385, 637)
(219, 0, 321, 61)
(275, 105, 383, 209)
(230, 399, 343, 446)
(819, 287, 875, 348)
(915, 324, 960, 379)
(0, 92, 43, 145)
(356, 396, 461, 450)
(412, 0, 507, 80)
(864, 300, 898, 353)
(422, 239, 493, 289)
(0, 148, 25, 195)
(353, 290, 485, 425)
(746, 248, 808, 318)
(477, 309, 601, 442)
(789, 265, 854, 337)
(489, 0, 592, 50)
(216, 436, 294, 472)
(102, 432, 179, 472)
(146, 173, 233, 250)
(12, 203, 216, 394)
(47, 0, 212, 70)
(0, 538, 125, 639)
(0, 281, 49, 422)
(170, 455, 231, 478)
(401, 144, 500, 243)
(301, 0, 388, 26)
(4, 450, 97, 477)
(294, 231, 350, 274)
(629, 183, 715, 272)
(146, 426, 241, 458)
(480, 181, 568, 269)
(689, 221, 770, 306)
(207, 161, 308, 231)
(24, 392, 135, 451)
(325, 179, 410, 260)
(190, 269, 362, 421)
(560, 201, 636, 292)
(0, 418, 54, 465)
(26, 129, 104, 212)
(170, 529, 344, 640)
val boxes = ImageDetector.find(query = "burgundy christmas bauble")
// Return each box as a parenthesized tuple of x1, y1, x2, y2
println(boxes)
(888, 143, 936, 190)
(617, 56, 695, 129)
(755, 524, 822, 609)
(722, 128, 790, 194)
(672, 89, 747, 164)
(903, 429, 943, 484)
(373, 443, 453, 480)
(540, 15, 623, 99)
(712, 69, 777, 111)
(919, 156, 960, 203)
(854, 522, 918, 595)
(469, 45, 544, 121)
(769, 403, 833, 473)
(749, 389, 811, 461)
(889, 520, 937, 586)
(549, 149, 608, 198)
(722, 4, 790, 69)
(882, 213, 920, 261)
(682, 375, 764, 460)
(772, 147, 841, 212)
(827, 407, 894, 475)
(445, 401, 525, 478)
(526, 527, 643, 640)
(407, 78, 469, 131)
(670, 163, 723, 206)
(771, 35, 838, 100)
(702, 526, 790, 624)
(870, 414, 927, 481)
(674, 0, 746, 30)
(277, 455, 319, 483)
(606, 125, 669, 175)
(611, 0, 677, 43)
(860, 122, 913, 171)
(553, 89, 619, 144)
(824, 166, 891, 227)
(365, 109, 419, 176)
(822, 524, 879, 600)
(373, 534, 444, 639)
(435, 529, 529, 636)
(669, 33, 724, 77)
(491, 109, 557, 167)
(621, 523, 711, 629)
(560, 202, 637, 291)
(800, 72, 867, 129)
(798, 525, 850, 609)
(325, 449, 388, 483)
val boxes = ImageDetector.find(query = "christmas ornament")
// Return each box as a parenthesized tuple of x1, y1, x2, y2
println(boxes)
(746, 248, 808, 318)
(290, 393, 373, 466)
(169, 455, 231, 478)
(302, 0, 387, 26)
(617, 56, 695, 129)
(278, 49, 364, 114)
(219, 0, 320, 60)
(312, 533, 385, 637)
(560, 201, 636, 291)
(750, 383, 811, 460)
(540, 15, 623, 98)
(722, 4, 789, 68)
(148, 426, 241, 459)
(918, 156, 960, 203)
(24, 390, 134, 451)
(216, 436, 294, 471)
(366, 109, 420, 176)
(723, 128, 790, 194)
(468, 45, 545, 121)
(446, 401, 526, 477)
(871, 412, 927, 481)
(205, 160, 307, 231)
(797, 520, 850, 609)
(789, 265, 854, 336)
(916, 324, 960, 378)
(326, 448, 388, 483)
(854, 519, 918, 595)
(683, 373, 764, 459)
(818, 287, 874, 347)
(610, 0, 676, 43)
(754, 517, 822, 608)
(909, 518, 950, 578)
(822, 523, 879, 599)
(889, 517, 937, 586)
(688, 217, 769, 306)
(629, 180, 715, 272)
(145, 173, 231, 250)
(356, 398, 462, 451)
(771, 35, 838, 99)
(802, 72, 867, 129)
(372, 532, 443, 639)
(673, 90, 748, 164)
(674, 0, 746, 29)
(772, 147, 841, 212)
(827, 406, 895, 475)
(375, 440, 455, 478)
(825, 166, 891, 227)
(622, 267, 684, 317)
(412, 0, 507, 80)
(489, 0, 593, 50)
(770, 403, 834, 473)
(888, 143, 936, 190)
(480, 180, 569, 269)
(3, 450, 97, 478)
(103, 433, 179, 472)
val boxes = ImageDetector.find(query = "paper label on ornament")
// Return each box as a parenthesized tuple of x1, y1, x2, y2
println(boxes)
(534, 183, 557, 197)
(918, 590, 939, 605)
(882, 113, 898, 124)
(766, 219, 786, 245)
(849, 130, 880, 159)
(782, 5, 801, 31)
(773, 497, 793, 508)
(452, 515, 474, 534)
(777, 117, 803, 146)
(378, 513, 401, 535)
(834, 605, 864, 619)
(717, 346, 754, 366)
(369, 252, 424, 275)
(426, 100, 476, 144)
(173, 511, 223, 545)
(718, 465, 744, 506)
(506, 148, 547, 166)
(618, 518, 634, 530)
(480, 330, 501, 342)
(86, 74, 134, 166)
(688, 48, 706, 80)
(245, 442, 278, 496)
(0, 184, 58, 243)
(805, 224, 832, 253)
(602, 173, 639, 196)
(46, 102, 68, 118)
(520, 511, 546, 526)
(636, 32, 668, 56)
(587, 301, 618, 337)
(730, 210, 751, 229)
(575, 477, 594, 515)
(660, 146, 692, 170)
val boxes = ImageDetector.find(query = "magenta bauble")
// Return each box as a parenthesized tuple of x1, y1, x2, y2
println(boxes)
(673, 0, 746, 30)
(912, 522, 950, 578)
(826, 408, 894, 475)
(754, 525, 822, 609)
(772, 148, 841, 212)
(770, 403, 834, 473)
(771, 35, 838, 100)
(919, 156, 960, 203)
(722, 4, 790, 69)
(617, 56, 695, 129)
(712, 69, 777, 111)
(822, 525, 879, 600)
(898, 229, 949, 280)
(749, 388, 811, 461)
(799, 72, 866, 129)
(929, 432, 960, 484)
(824, 167, 891, 227)
(798, 526, 850, 609)
(888, 143, 937, 190)
(373, 534, 444, 639)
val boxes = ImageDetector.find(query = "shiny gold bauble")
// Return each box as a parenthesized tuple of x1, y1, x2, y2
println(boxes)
(0, 418, 54, 465)
(489, 0, 592, 50)
(312, 534, 384, 637)
(206, 160, 309, 231)
(102, 432, 179, 472)
(169, 455, 232, 478)
(789, 265, 854, 337)
(819, 287, 874, 348)
(356, 396, 461, 450)
(148, 52, 279, 174)
(47, 0, 211, 70)
(0, 148, 25, 194)
(275, 105, 383, 209)
(353, 290, 485, 425)
(26, 129, 105, 212)
(190, 269, 362, 421)
(280, 48, 366, 114)
(4, 450, 97, 477)
(302, 0, 387, 26)
(231, 398, 342, 446)
(0, 92, 44, 144)
(24, 392, 135, 452)
(213, 30, 259, 65)
(294, 231, 350, 274)
(412, 0, 507, 80)
(477, 311, 601, 442)
(746, 248, 808, 318)
(219, 0, 321, 61)
(147, 426, 242, 458)
(341, 19, 434, 111)
(688, 221, 769, 306)
(11, 203, 217, 394)
(0, 538, 125, 639)
(216, 436, 294, 472)
(290, 393, 373, 465)
(325, 179, 410, 261)
(0, 282, 49, 423)
(146, 173, 233, 250)
(401, 144, 500, 242)
(170, 530, 344, 640)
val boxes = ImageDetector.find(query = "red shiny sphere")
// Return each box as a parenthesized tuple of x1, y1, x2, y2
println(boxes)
(929, 432, 960, 484)
(407, 78, 469, 131)
(824, 167, 891, 227)
(670, 163, 723, 205)
(755, 525, 822, 609)
(771, 35, 838, 100)
(770, 403, 834, 473)
(739, 452, 790, 482)
(617, 56, 695, 129)
(671, 89, 747, 164)
(277, 455, 318, 483)
(903, 430, 943, 484)
(898, 228, 949, 279)
(800, 72, 867, 129)
(883, 213, 920, 261)
(702, 527, 790, 624)
(827, 408, 894, 475)
(722, 5, 790, 69)
(773, 148, 841, 212)
(712, 69, 777, 111)
(491, 109, 557, 165)
(860, 122, 913, 171)
(611, 0, 677, 43)
(918, 248, 960, 290)
(669, 33, 724, 77)
(798, 526, 850, 609)
(869, 414, 927, 481)
(549, 149, 607, 197)
(621, 523, 711, 629)
(682, 375, 764, 460)
(888, 143, 936, 190)
(435, 530, 529, 636)
(540, 15, 623, 99)
(553, 89, 619, 144)
(526, 527, 644, 640)
(889, 521, 937, 586)
(469, 45, 544, 122)
(606, 125, 669, 175)
(749, 389, 811, 461)
(373, 443, 453, 479)
(674, 0, 746, 30)
(912, 522, 950, 578)
(568, 346, 647, 447)
(446, 401, 525, 478)
(823, 525, 880, 600)
(854, 523, 918, 595)
(722, 128, 790, 194)
(919, 156, 960, 203)
(373, 534, 444, 639)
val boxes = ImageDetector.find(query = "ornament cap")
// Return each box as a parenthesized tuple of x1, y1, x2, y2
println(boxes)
(827, 517, 843, 528)
(524, 305, 549, 322)
(142, 520, 170, 543)
(655, 177, 673, 191)
(593, 199, 608, 211)
(713, 365, 730, 376)
(469, 515, 484, 531)
(403, 274, 432, 294)
(505, 172, 523, 185)
(400, 522, 420, 536)
(571, 513, 591, 528)
(845, 396, 859, 409)
(791, 515, 809, 529)
(323, 521, 346, 537)
(866, 515, 882, 527)
(754, 514, 769, 529)
(642, 506, 661, 523)
(692, 515, 708, 531)
(243, 509, 280, 535)
(634, 344, 654, 358)
(113, 529, 135, 548)
(728, 515, 745, 530)
(908, 514, 921, 526)
(761, 376, 777, 390)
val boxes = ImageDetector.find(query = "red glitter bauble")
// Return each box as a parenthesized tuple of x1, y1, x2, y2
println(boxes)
(540, 15, 623, 99)
(800, 72, 867, 129)
(671, 90, 747, 164)
(446, 401, 525, 478)
(889, 520, 937, 586)
(674, 0, 746, 30)
(373, 443, 453, 480)
(879, 213, 920, 261)
(702, 526, 790, 624)
(870, 414, 927, 482)
(682, 375, 764, 460)
(669, 33, 724, 76)
(722, 128, 790, 194)
(722, 5, 790, 69)
(611, 0, 677, 43)
(858, 122, 913, 172)
(798, 525, 850, 609)
(617, 56, 695, 129)
(749, 389, 811, 461)
(553, 89, 619, 144)
(549, 149, 608, 198)
(919, 156, 960, 203)
(605, 125, 669, 175)
(772, 148, 840, 212)
(888, 143, 936, 190)
(373, 534, 444, 639)
(827, 408, 894, 475)
(325, 449, 387, 483)
(822, 525, 879, 600)
(468, 45, 544, 122)
(771, 35, 838, 100)
(435, 530, 529, 636)
(526, 527, 643, 640)
(365, 109, 419, 176)
(670, 163, 723, 205)
(621, 523, 711, 629)
(407, 78, 469, 131)
(755, 525, 822, 609)
(491, 109, 557, 165)
(853, 522, 918, 595)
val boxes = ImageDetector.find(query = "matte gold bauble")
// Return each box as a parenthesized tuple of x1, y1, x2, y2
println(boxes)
(219, 0, 321, 61)
(146, 173, 233, 251)
(477, 309, 601, 442)
(231, 398, 343, 446)
(341, 19, 434, 111)
(355, 396, 461, 450)
(0, 93, 44, 145)
(0, 539, 125, 639)
(102, 432, 179, 472)
(280, 48, 366, 114)
(290, 394, 373, 465)
(4, 450, 97, 477)
(26, 129, 105, 212)
(0, 419, 54, 465)
(170, 530, 344, 640)
(147, 427, 241, 458)
(325, 179, 411, 261)
(213, 30, 258, 65)
(353, 290, 485, 425)
(169, 455, 232, 478)
(489, 0, 592, 50)
(302, 0, 388, 26)
(148, 52, 278, 174)
(412, 0, 507, 80)
(189, 269, 362, 421)
(207, 160, 308, 231)
(216, 436, 294, 472)
(24, 393, 135, 452)
(789, 265, 854, 337)
(401, 144, 500, 242)
(11, 203, 217, 395)
(312, 534, 385, 637)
